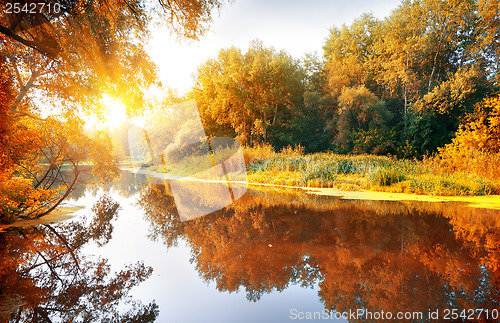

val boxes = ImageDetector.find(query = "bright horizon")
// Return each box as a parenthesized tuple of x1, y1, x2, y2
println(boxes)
(148, 0, 402, 95)
(83, 0, 402, 129)
(83, 0, 402, 130)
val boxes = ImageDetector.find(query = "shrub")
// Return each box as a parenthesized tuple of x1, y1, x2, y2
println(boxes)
(437, 95, 500, 180)
(243, 143, 275, 166)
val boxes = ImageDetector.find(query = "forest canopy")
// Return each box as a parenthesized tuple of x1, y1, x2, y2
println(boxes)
(191, 0, 499, 158)
(2, 0, 500, 223)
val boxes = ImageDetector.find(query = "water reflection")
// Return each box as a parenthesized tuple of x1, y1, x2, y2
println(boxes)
(0, 194, 158, 322)
(138, 183, 500, 320)
(2, 169, 500, 322)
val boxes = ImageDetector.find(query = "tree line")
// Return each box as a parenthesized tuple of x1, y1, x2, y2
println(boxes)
(2, 0, 500, 222)
(190, 0, 500, 158)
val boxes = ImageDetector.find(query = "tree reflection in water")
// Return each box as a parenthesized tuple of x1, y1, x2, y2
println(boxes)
(0, 195, 158, 322)
(138, 184, 500, 320)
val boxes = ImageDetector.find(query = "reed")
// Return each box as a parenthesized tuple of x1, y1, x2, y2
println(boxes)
(244, 145, 500, 196)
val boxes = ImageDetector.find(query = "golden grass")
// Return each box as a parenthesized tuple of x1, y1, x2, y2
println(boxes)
(243, 145, 500, 197)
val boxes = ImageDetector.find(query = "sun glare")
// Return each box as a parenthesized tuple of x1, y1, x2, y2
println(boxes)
(101, 94, 129, 128)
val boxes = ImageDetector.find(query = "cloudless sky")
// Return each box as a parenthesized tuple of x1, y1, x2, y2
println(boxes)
(147, 0, 402, 94)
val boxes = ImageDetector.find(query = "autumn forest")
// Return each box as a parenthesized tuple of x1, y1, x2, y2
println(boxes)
(1, 0, 500, 321)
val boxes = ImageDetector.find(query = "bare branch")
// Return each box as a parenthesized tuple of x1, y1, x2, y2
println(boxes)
(36, 164, 81, 218)
(43, 224, 81, 272)
(11, 62, 47, 110)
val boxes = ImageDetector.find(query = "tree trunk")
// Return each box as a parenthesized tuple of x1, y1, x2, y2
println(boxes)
(428, 49, 440, 93)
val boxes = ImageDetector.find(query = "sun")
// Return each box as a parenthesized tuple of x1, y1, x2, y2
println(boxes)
(101, 94, 128, 128)
(83, 94, 145, 130)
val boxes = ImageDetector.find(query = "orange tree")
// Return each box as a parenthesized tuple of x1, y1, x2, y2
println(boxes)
(192, 41, 306, 147)
(0, 0, 225, 223)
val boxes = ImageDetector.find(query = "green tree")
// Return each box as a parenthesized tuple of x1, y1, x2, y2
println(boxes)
(322, 0, 497, 157)
(332, 85, 393, 154)
(404, 66, 490, 157)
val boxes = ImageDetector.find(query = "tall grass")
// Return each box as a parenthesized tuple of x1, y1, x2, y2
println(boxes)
(368, 167, 406, 186)
(244, 144, 500, 196)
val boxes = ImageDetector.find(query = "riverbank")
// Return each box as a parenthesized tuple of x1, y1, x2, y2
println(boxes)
(0, 205, 83, 232)
(119, 162, 500, 210)
(238, 182, 500, 210)
(244, 146, 500, 197)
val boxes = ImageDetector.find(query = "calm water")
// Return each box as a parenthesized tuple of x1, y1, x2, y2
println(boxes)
(1, 170, 500, 322)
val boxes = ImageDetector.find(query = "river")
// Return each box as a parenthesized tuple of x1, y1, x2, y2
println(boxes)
(1, 169, 499, 322)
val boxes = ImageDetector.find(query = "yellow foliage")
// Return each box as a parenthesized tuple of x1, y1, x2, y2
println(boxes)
(1, 116, 119, 223)
(437, 94, 500, 179)
(243, 143, 275, 165)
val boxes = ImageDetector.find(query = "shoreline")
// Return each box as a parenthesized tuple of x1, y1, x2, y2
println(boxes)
(303, 187, 500, 210)
(122, 166, 500, 210)
(3, 169, 499, 229)
(0, 206, 84, 232)
(244, 181, 500, 210)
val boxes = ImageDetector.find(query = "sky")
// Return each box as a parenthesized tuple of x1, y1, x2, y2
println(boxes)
(147, 0, 402, 95)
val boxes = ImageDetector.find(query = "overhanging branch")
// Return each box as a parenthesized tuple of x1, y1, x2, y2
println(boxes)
(0, 24, 59, 58)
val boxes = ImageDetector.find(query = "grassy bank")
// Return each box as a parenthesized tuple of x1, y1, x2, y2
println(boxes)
(243, 145, 500, 196)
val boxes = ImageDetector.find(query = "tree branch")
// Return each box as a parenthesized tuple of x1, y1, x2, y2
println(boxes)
(43, 224, 81, 273)
(19, 231, 65, 284)
(8, 54, 24, 90)
(0, 24, 58, 59)
(36, 162, 81, 218)
(11, 62, 47, 111)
